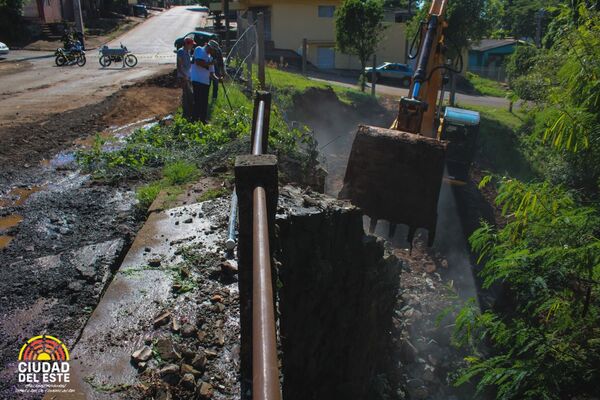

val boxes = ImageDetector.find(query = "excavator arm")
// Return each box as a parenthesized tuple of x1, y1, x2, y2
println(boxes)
(339, 0, 451, 246)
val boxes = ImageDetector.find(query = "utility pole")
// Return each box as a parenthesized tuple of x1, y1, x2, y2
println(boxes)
(72, 0, 84, 35)
(257, 12, 265, 88)
(223, 0, 230, 53)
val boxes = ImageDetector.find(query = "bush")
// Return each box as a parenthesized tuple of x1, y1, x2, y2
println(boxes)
(163, 160, 199, 185)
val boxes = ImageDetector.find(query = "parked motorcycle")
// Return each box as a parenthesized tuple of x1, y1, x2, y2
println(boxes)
(55, 42, 86, 67)
(99, 44, 138, 68)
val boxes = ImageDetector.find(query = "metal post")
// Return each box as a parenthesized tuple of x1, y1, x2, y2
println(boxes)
(302, 38, 307, 76)
(246, 11, 254, 92)
(371, 54, 377, 96)
(226, 190, 238, 250)
(257, 12, 266, 88)
(449, 71, 456, 106)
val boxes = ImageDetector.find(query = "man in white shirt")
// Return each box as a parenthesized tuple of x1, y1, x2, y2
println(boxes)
(190, 42, 220, 123)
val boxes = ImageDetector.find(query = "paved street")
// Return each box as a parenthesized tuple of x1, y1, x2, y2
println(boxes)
(0, 6, 206, 128)
(309, 74, 512, 108)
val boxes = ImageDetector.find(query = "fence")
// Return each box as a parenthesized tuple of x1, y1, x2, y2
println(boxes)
(467, 65, 508, 82)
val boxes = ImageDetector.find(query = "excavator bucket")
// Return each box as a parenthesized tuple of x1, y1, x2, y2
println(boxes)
(339, 125, 447, 245)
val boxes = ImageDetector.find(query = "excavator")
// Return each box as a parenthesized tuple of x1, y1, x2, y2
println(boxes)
(339, 0, 480, 246)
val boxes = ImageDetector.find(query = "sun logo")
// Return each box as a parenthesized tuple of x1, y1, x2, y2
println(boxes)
(18, 335, 70, 362)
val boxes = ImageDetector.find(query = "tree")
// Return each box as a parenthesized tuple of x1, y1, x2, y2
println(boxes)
(0, 0, 24, 42)
(408, 0, 490, 53)
(335, 0, 386, 92)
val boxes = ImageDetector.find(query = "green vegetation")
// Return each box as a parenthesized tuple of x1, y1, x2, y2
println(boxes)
(162, 160, 199, 185)
(335, 0, 385, 91)
(466, 72, 508, 98)
(135, 182, 162, 209)
(197, 187, 229, 202)
(453, 6, 600, 399)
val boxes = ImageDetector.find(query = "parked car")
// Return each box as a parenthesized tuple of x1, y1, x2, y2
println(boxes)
(365, 62, 413, 86)
(174, 31, 218, 50)
(0, 42, 9, 56)
(133, 4, 148, 18)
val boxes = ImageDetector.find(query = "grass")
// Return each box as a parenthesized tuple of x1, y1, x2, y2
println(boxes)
(460, 103, 535, 181)
(198, 187, 228, 202)
(263, 66, 379, 108)
(163, 160, 199, 185)
(466, 72, 508, 98)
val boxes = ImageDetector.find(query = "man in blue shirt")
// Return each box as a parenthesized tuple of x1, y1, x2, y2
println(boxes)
(177, 37, 194, 120)
(191, 41, 221, 123)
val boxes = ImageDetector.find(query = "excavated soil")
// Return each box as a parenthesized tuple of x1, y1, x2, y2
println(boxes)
(0, 75, 179, 183)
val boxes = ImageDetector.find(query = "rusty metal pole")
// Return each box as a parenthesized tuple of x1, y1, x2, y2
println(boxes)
(252, 186, 281, 400)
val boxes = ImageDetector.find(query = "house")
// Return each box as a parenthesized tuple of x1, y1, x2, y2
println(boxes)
(232, 0, 408, 70)
(22, 0, 73, 23)
(468, 38, 526, 70)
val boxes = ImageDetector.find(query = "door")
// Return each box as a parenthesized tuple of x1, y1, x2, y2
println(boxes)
(317, 47, 335, 69)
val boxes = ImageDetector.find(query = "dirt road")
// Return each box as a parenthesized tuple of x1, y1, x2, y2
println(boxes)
(0, 6, 206, 129)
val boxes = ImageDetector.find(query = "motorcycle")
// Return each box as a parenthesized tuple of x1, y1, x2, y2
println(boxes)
(55, 42, 86, 67)
(99, 43, 138, 68)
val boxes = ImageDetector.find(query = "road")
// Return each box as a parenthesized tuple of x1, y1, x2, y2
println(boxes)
(309, 74, 512, 109)
(0, 6, 206, 128)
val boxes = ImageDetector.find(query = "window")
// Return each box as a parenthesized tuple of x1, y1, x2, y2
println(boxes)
(318, 5, 335, 18)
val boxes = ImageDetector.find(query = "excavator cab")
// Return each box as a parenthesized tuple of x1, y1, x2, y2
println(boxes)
(339, 0, 478, 246)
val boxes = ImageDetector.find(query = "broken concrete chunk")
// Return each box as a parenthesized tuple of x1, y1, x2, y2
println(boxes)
(191, 352, 207, 370)
(159, 363, 180, 385)
(181, 323, 197, 338)
(153, 311, 171, 328)
(214, 329, 225, 346)
(155, 337, 180, 361)
(181, 363, 202, 378)
(196, 381, 213, 398)
(131, 345, 153, 363)
(180, 373, 196, 390)
(148, 258, 162, 268)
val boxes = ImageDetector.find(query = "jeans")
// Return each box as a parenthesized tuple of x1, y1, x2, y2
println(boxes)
(192, 81, 210, 123)
(180, 78, 193, 121)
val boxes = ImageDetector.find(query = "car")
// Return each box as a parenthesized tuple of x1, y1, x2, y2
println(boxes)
(174, 31, 218, 50)
(133, 4, 148, 18)
(0, 42, 9, 56)
(365, 62, 413, 86)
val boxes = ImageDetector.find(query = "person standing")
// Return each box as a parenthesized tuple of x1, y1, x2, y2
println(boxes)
(209, 40, 224, 101)
(191, 41, 221, 123)
(177, 38, 194, 120)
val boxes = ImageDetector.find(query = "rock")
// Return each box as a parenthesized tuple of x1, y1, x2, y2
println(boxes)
(215, 303, 226, 313)
(148, 258, 162, 267)
(424, 262, 436, 273)
(181, 323, 197, 337)
(153, 311, 171, 328)
(214, 329, 225, 346)
(68, 280, 84, 292)
(159, 363, 180, 385)
(211, 294, 223, 303)
(180, 373, 196, 390)
(155, 387, 172, 400)
(181, 363, 202, 377)
(183, 218, 193, 224)
(171, 318, 181, 333)
(441, 259, 449, 268)
(131, 345, 153, 363)
(197, 330, 207, 342)
(423, 364, 436, 382)
(155, 337, 180, 361)
(181, 347, 196, 361)
(191, 351, 207, 370)
(196, 381, 213, 398)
